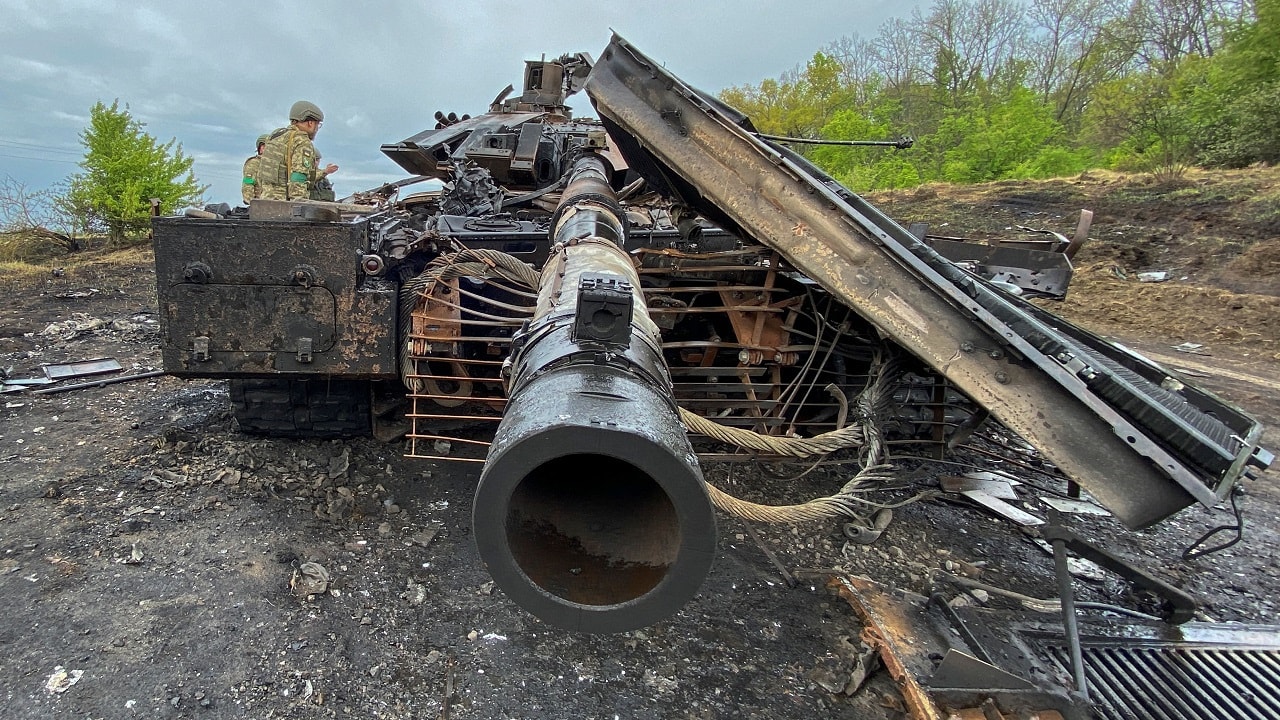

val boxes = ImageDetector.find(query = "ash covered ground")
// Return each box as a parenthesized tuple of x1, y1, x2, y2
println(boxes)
(0, 233, 1277, 718)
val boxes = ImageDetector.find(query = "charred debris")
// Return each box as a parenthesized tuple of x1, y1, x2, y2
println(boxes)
(151, 35, 1274, 719)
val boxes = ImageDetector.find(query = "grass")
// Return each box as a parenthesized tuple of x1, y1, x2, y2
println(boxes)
(0, 233, 154, 289)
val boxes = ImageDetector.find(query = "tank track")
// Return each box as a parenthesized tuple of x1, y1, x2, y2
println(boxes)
(229, 378, 372, 438)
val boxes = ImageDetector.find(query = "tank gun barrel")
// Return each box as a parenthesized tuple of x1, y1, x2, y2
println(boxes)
(472, 154, 716, 633)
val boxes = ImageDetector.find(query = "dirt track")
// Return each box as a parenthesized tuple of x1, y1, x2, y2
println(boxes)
(1, 182, 1278, 718)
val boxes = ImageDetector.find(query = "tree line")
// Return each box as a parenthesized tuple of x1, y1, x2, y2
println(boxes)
(719, 0, 1279, 189)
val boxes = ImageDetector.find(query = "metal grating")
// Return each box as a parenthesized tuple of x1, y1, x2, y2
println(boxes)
(1046, 644, 1280, 720)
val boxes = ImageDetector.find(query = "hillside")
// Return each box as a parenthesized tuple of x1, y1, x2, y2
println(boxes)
(867, 167, 1280, 367)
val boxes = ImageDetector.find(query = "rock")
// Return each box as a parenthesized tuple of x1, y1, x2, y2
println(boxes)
(328, 449, 350, 479)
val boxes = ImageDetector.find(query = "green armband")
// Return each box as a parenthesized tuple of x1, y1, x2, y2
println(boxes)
(289, 171, 308, 183)
(243, 177, 256, 185)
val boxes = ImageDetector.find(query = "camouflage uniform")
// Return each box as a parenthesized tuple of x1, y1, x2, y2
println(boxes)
(241, 154, 261, 204)
(241, 133, 270, 204)
(258, 126, 323, 201)
(309, 150, 336, 201)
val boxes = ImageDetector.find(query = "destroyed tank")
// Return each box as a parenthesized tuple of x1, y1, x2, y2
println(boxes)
(152, 38, 1272, 634)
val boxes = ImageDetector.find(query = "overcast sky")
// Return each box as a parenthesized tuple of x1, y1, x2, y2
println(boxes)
(0, 0, 924, 205)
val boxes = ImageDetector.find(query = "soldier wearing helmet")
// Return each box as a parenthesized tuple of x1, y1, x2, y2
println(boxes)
(257, 101, 339, 201)
(240, 133, 270, 205)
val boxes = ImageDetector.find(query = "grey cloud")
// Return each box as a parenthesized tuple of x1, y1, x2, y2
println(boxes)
(1, 0, 924, 203)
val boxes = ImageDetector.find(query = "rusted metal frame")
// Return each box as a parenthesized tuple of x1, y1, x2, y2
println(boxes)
(406, 357, 504, 369)
(408, 392, 499, 405)
(833, 576, 946, 720)
(632, 247, 768, 261)
(406, 412, 503, 420)
(636, 264, 769, 274)
(407, 434, 492, 447)
(417, 292, 529, 324)
(642, 284, 776, 293)
(406, 372, 501, 384)
(680, 398, 778, 409)
(407, 334, 515, 344)
(776, 293, 843, 431)
(662, 340, 812, 352)
(673, 382, 779, 393)
(448, 283, 537, 315)
(405, 454, 487, 464)
(414, 317, 522, 329)
(586, 38, 1210, 527)
(772, 289, 832, 418)
(649, 305, 786, 314)
(715, 279, 790, 426)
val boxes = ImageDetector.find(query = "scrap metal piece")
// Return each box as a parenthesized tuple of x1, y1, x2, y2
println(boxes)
(929, 650, 1036, 692)
(1041, 519, 1197, 624)
(32, 370, 165, 395)
(834, 575, 1083, 719)
(926, 236, 1074, 299)
(42, 358, 122, 381)
(940, 475, 1020, 501)
(1050, 532, 1090, 700)
(958, 490, 1046, 527)
(1039, 497, 1110, 517)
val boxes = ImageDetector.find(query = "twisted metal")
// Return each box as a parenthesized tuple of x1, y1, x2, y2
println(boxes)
(398, 249, 540, 392)
(698, 356, 925, 524)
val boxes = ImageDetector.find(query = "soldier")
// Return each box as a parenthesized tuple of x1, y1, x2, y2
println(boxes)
(310, 150, 337, 201)
(257, 100, 339, 201)
(240, 134, 269, 205)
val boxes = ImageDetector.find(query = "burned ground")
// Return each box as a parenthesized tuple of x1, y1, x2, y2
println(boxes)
(1, 170, 1278, 719)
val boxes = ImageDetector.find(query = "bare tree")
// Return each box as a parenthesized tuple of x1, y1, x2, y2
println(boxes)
(915, 0, 1028, 103)
(822, 33, 883, 106)
(0, 176, 82, 252)
(1027, 0, 1132, 122)
(1124, 0, 1250, 68)
(874, 17, 930, 91)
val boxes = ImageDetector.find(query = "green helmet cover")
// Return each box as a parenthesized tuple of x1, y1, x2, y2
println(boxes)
(289, 100, 324, 122)
(256, 134, 270, 147)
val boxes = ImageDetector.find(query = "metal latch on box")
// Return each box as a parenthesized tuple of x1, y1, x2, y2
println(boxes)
(297, 337, 313, 363)
(192, 336, 210, 362)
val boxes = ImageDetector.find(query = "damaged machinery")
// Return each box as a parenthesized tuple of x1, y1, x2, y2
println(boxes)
(152, 37, 1271, 649)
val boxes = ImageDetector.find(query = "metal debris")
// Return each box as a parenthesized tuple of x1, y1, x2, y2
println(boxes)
(32, 370, 164, 395)
(939, 474, 1020, 501)
(833, 575, 1083, 719)
(42, 358, 122, 380)
(941, 476, 1044, 527)
(1039, 496, 1110, 517)
(842, 508, 894, 545)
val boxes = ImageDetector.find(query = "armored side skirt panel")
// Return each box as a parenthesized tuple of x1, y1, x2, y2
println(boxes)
(152, 216, 397, 378)
(585, 35, 1267, 528)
